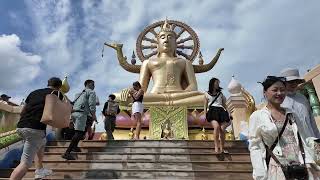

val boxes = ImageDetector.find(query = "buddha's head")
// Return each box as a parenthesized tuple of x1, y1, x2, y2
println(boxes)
(157, 19, 177, 57)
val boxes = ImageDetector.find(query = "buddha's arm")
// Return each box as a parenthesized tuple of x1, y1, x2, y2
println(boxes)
(139, 60, 151, 92)
(184, 60, 198, 91)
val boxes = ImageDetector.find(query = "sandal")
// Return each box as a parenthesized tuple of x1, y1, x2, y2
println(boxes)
(222, 150, 229, 154)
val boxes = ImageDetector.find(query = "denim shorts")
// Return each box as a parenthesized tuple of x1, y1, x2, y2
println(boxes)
(16, 128, 46, 167)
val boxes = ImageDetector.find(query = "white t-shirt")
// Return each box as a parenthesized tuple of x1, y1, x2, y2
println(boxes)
(205, 91, 225, 108)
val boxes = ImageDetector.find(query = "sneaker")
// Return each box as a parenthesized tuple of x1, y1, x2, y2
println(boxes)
(72, 147, 81, 152)
(35, 168, 53, 179)
(61, 153, 76, 160)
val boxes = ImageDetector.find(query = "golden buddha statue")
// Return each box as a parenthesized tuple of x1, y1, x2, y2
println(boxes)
(105, 19, 224, 107)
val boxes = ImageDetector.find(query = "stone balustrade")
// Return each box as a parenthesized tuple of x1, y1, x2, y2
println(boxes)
(0, 103, 22, 150)
(0, 102, 22, 133)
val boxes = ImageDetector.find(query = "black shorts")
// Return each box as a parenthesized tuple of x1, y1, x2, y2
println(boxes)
(206, 106, 230, 124)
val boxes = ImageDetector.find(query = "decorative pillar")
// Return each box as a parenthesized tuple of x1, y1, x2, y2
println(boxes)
(304, 82, 320, 116)
(226, 96, 250, 139)
(226, 77, 254, 139)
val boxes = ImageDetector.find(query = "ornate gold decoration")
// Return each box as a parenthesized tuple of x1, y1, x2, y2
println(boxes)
(241, 87, 256, 118)
(60, 76, 70, 93)
(225, 131, 235, 141)
(128, 127, 134, 139)
(99, 132, 107, 140)
(149, 106, 188, 139)
(161, 119, 174, 139)
(136, 20, 199, 62)
(201, 127, 208, 140)
(198, 51, 204, 65)
(166, 72, 175, 85)
(160, 19, 174, 33)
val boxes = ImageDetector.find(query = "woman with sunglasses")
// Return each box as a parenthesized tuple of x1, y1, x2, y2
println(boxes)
(249, 76, 319, 180)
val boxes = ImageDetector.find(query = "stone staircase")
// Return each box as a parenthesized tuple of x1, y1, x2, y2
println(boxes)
(0, 140, 253, 179)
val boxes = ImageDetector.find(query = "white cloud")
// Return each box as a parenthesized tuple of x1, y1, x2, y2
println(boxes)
(0, 34, 41, 90)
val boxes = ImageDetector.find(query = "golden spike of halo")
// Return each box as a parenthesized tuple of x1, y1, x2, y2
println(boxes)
(160, 19, 174, 33)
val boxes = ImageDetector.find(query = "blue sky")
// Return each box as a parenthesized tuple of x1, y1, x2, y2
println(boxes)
(1, 0, 319, 131)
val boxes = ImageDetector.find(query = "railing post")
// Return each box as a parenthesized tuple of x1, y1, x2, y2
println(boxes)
(304, 82, 320, 116)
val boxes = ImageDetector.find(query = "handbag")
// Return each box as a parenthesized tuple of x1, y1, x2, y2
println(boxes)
(41, 90, 72, 128)
(263, 115, 308, 179)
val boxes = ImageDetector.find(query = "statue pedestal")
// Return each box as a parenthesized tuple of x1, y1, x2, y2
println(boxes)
(149, 106, 188, 140)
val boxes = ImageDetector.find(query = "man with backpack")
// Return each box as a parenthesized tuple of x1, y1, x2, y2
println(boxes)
(102, 94, 120, 140)
(61, 80, 97, 160)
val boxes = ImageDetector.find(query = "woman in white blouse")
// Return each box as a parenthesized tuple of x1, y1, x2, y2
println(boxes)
(249, 76, 319, 180)
(205, 78, 231, 154)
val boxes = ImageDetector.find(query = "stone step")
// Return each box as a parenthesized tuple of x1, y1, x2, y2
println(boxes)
(43, 152, 250, 161)
(0, 140, 251, 179)
(47, 140, 248, 148)
(45, 146, 248, 153)
(29, 160, 252, 170)
(0, 169, 253, 179)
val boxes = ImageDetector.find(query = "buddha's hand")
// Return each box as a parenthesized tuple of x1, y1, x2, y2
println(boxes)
(119, 88, 131, 102)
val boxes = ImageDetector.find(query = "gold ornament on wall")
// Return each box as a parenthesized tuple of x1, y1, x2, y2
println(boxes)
(201, 127, 208, 140)
(128, 127, 134, 140)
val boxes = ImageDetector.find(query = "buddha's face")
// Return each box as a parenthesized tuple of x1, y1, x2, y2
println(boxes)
(157, 31, 176, 55)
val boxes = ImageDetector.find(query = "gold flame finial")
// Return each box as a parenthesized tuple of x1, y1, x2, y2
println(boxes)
(160, 18, 174, 33)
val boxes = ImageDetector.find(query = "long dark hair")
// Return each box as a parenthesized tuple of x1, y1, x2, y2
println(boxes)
(208, 77, 222, 94)
(133, 81, 141, 89)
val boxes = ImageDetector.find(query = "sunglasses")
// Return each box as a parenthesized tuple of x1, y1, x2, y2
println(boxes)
(266, 76, 286, 82)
